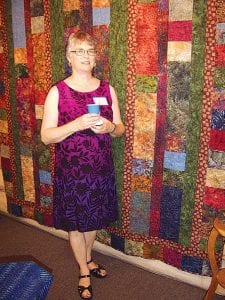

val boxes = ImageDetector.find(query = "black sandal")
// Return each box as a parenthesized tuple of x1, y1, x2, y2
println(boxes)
(87, 259, 107, 279)
(78, 274, 93, 300)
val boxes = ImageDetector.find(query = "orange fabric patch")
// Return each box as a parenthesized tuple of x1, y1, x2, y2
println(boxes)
(14, 48, 27, 64)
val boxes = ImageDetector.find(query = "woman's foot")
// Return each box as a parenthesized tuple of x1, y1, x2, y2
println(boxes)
(87, 259, 107, 278)
(78, 274, 92, 299)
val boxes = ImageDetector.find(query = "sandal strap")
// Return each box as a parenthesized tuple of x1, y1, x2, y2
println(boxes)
(87, 259, 93, 265)
(78, 285, 92, 292)
(79, 274, 91, 279)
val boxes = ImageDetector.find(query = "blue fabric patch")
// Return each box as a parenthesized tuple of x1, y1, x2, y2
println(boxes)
(164, 151, 186, 171)
(159, 186, 182, 242)
(0, 80, 5, 96)
(132, 159, 153, 176)
(10, 204, 23, 217)
(111, 234, 125, 252)
(211, 109, 225, 130)
(11, 0, 26, 48)
(130, 191, 151, 235)
(39, 170, 52, 185)
(93, 8, 110, 26)
(181, 255, 203, 274)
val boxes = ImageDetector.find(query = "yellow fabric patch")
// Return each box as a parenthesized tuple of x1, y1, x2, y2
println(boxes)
(131, 175, 152, 192)
(35, 105, 44, 119)
(21, 156, 35, 202)
(125, 239, 144, 256)
(63, 0, 80, 11)
(133, 93, 157, 160)
(14, 48, 27, 64)
(169, 0, 194, 21)
(31, 16, 45, 34)
(206, 168, 225, 189)
(167, 41, 192, 62)
(0, 120, 8, 134)
(93, 0, 110, 7)
(0, 144, 10, 158)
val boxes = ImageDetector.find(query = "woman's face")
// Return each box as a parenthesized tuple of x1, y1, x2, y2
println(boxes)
(68, 40, 96, 73)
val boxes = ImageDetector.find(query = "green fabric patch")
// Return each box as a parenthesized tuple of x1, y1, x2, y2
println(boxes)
(49, 0, 64, 84)
(0, 108, 7, 120)
(34, 210, 44, 225)
(163, 169, 185, 189)
(179, 0, 207, 246)
(63, 10, 80, 28)
(109, 0, 128, 228)
(15, 64, 28, 78)
(136, 75, 157, 93)
(214, 68, 225, 88)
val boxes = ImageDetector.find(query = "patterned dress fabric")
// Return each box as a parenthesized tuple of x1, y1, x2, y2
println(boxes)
(53, 80, 118, 232)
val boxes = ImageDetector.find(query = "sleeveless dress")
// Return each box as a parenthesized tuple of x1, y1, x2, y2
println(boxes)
(53, 80, 118, 232)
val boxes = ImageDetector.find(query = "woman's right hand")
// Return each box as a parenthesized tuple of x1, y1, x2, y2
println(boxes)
(74, 113, 101, 131)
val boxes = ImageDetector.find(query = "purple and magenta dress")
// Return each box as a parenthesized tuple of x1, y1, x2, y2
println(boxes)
(53, 80, 118, 232)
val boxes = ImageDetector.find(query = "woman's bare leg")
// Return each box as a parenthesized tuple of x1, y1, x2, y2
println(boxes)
(69, 231, 91, 298)
(84, 230, 107, 276)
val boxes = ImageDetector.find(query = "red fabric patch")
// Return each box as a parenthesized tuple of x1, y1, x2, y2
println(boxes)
(203, 186, 225, 209)
(209, 129, 225, 151)
(215, 45, 225, 67)
(136, 3, 158, 75)
(168, 21, 192, 41)
(163, 247, 182, 269)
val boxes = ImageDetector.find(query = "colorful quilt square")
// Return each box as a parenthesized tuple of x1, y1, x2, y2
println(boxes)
(164, 151, 186, 171)
(22, 205, 35, 219)
(206, 168, 225, 189)
(40, 195, 52, 208)
(143, 244, 163, 260)
(131, 175, 152, 192)
(133, 93, 157, 160)
(217, 1, 225, 23)
(43, 213, 53, 227)
(208, 150, 225, 169)
(111, 234, 125, 252)
(136, 3, 158, 75)
(216, 23, 225, 44)
(0, 145, 10, 158)
(20, 143, 32, 156)
(93, 8, 110, 26)
(211, 109, 225, 130)
(132, 158, 153, 176)
(64, 10, 80, 28)
(14, 48, 27, 64)
(167, 41, 192, 62)
(212, 88, 225, 109)
(209, 129, 225, 151)
(39, 170, 52, 185)
(31, 16, 45, 34)
(63, 0, 79, 11)
(215, 45, 225, 67)
(136, 75, 158, 93)
(0, 80, 5, 95)
(163, 247, 182, 269)
(160, 186, 182, 242)
(0, 108, 7, 120)
(203, 186, 225, 209)
(21, 156, 35, 202)
(125, 240, 144, 256)
(12, 0, 26, 48)
(169, 0, 194, 21)
(93, 0, 110, 7)
(168, 21, 192, 41)
(96, 229, 111, 245)
(181, 255, 203, 274)
(10, 203, 23, 217)
(30, 0, 44, 17)
(163, 169, 184, 189)
(130, 191, 151, 235)
(15, 64, 28, 78)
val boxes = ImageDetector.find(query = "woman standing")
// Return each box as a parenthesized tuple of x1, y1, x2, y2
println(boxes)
(41, 31, 125, 299)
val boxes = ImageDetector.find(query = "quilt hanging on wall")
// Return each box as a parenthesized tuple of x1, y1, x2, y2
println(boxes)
(1, 0, 225, 276)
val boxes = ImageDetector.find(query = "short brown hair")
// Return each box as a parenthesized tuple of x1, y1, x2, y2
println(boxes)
(66, 31, 96, 57)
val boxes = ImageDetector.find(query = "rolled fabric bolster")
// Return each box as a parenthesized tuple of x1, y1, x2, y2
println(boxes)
(109, 122, 116, 134)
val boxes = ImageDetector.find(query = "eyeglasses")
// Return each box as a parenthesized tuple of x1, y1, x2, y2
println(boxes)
(70, 49, 96, 56)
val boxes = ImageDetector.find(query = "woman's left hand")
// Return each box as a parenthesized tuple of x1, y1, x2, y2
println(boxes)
(90, 117, 115, 134)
